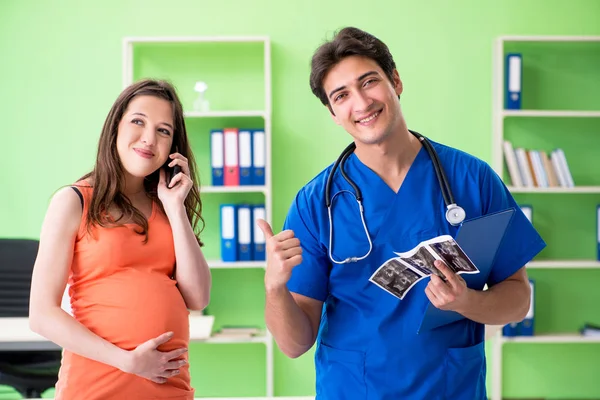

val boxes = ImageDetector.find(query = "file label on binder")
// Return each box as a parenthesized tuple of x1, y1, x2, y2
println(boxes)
(210, 130, 224, 186)
(224, 128, 240, 186)
(237, 205, 253, 261)
(519, 279, 535, 336)
(252, 205, 266, 261)
(221, 204, 238, 262)
(505, 53, 522, 110)
(252, 130, 266, 185)
(238, 130, 253, 186)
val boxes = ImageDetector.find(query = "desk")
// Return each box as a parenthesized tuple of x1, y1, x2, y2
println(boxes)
(0, 315, 214, 351)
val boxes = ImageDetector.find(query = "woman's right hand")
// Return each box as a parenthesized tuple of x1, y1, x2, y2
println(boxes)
(121, 332, 188, 384)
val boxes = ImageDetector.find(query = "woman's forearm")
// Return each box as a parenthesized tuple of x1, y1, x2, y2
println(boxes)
(30, 306, 130, 371)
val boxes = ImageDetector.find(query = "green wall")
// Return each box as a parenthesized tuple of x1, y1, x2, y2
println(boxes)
(1, 0, 600, 398)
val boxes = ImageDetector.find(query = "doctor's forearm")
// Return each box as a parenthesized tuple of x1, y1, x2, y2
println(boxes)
(265, 286, 315, 358)
(169, 207, 211, 311)
(457, 278, 531, 325)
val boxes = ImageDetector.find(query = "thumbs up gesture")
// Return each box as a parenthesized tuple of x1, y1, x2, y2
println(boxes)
(257, 219, 303, 292)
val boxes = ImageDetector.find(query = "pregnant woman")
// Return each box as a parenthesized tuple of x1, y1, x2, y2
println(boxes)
(28, 79, 211, 399)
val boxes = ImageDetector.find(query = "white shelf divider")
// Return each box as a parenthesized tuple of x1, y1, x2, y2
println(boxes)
(507, 186, 600, 194)
(527, 260, 600, 269)
(123, 36, 270, 44)
(499, 35, 600, 42)
(200, 185, 268, 194)
(208, 260, 265, 269)
(502, 110, 600, 118)
(204, 335, 269, 344)
(184, 110, 266, 118)
(500, 333, 600, 344)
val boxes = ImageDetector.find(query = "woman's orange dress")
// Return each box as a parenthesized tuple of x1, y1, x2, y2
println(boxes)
(54, 183, 194, 399)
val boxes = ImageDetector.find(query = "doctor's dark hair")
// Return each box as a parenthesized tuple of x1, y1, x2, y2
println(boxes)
(309, 27, 397, 109)
(77, 79, 204, 245)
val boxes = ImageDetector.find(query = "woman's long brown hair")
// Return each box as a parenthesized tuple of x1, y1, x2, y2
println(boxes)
(78, 79, 204, 245)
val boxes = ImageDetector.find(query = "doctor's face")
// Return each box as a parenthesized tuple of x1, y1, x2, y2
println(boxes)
(322, 55, 403, 146)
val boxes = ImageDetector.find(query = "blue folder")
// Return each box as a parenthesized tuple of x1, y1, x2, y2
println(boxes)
(418, 208, 516, 333)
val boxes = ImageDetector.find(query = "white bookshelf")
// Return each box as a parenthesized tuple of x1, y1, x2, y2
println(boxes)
(123, 36, 274, 397)
(490, 35, 600, 400)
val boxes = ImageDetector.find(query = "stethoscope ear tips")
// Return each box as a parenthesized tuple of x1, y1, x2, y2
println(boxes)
(446, 204, 466, 226)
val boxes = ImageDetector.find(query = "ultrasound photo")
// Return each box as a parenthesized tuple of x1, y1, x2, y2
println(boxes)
(370, 258, 423, 299)
(430, 239, 478, 274)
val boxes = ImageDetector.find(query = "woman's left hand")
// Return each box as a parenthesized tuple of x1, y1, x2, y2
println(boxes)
(157, 153, 193, 214)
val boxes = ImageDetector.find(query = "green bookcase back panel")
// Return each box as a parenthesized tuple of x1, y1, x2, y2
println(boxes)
(188, 343, 267, 397)
(504, 41, 600, 111)
(132, 42, 266, 112)
(526, 269, 600, 333)
(511, 193, 599, 261)
(207, 268, 266, 332)
(502, 343, 600, 399)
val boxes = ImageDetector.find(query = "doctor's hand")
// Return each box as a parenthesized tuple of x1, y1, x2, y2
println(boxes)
(425, 260, 472, 313)
(257, 219, 303, 292)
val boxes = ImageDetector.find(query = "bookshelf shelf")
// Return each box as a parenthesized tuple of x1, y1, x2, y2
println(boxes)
(208, 260, 265, 269)
(200, 185, 268, 194)
(502, 110, 600, 118)
(499, 35, 600, 42)
(184, 110, 266, 118)
(204, 335, 269, 344)
(527, 260, 600, 269)
(507, 186, 600, 193)
(500, 333, 600, 344)
(124, 36, 269, 44)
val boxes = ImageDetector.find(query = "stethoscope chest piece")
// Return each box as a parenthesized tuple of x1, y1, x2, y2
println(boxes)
(445, 203, 466, 226)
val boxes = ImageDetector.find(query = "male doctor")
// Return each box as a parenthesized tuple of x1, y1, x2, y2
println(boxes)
(258, 27, 545, 399)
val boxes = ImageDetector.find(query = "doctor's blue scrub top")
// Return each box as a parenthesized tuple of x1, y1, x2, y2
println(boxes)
(283, 140, 546, 400)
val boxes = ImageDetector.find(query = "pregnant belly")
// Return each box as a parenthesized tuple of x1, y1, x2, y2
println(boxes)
(71, 270, 190, 351)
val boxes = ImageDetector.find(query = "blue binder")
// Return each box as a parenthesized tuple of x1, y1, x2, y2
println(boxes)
(597, 205, 600, 261)
(238, 130, 253, 186)
(418, 208, 516, 333)
(220, 204, 238, 262)
(252, 205, 266, 261)
(505, 53, 522, 110)
(519, 279, 535, 336)
(210, 130, 224, 186)
(252, 129, 266, 185)
(237, 204, 253, 261)
(502, 322, 519, 337)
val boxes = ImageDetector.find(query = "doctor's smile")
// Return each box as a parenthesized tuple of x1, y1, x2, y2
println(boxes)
(356, 109, 382, 126)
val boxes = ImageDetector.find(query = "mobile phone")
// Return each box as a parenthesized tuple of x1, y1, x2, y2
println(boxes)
(164, 146, 182, 188)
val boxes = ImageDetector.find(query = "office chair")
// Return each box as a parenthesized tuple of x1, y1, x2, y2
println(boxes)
(0, 238, 61, 398)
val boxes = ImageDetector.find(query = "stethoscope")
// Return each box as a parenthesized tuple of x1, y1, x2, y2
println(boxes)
(324, 129, 466, 265)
